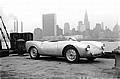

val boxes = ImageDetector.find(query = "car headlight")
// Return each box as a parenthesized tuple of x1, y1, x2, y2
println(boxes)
(85, 45, 90, 51)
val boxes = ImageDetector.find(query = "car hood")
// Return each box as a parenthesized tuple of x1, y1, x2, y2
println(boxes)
(80, 41, 104, 48)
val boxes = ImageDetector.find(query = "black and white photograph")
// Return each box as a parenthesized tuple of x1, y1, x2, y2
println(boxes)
(0, 0, 120, 79)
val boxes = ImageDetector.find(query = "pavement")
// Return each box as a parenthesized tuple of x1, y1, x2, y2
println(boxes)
(0, 54, 120, 79)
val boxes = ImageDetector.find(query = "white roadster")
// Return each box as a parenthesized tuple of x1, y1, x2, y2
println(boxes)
(26, 39, 105, 63)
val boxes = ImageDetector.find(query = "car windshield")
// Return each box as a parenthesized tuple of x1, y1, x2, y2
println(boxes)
(39, 36, 79, 42)
(49, 39, 66, 42)
(67, 37, 77, 41)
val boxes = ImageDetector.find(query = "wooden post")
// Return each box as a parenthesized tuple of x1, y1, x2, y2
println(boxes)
(113, 47, 120, 69)
(115, 54, 120, 69)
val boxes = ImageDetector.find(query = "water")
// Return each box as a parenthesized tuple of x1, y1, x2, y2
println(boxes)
(102, 41, 120, 52)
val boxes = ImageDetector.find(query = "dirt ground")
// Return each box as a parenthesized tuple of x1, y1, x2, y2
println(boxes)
(0, 54, 120, 79)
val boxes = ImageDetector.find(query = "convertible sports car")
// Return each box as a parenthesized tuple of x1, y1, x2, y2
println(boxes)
(26, 38, 105, 63)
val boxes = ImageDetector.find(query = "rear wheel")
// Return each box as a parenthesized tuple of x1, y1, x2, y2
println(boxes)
(65, 47, 79, 63)
(29, 47, 40, 59)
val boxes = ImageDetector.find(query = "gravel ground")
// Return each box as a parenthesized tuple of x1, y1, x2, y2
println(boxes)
(0, 54, 120, 79)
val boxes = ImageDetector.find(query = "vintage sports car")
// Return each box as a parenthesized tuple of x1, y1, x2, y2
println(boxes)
(26, 39, 105, 63)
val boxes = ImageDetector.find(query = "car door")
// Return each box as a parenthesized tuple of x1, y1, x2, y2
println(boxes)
(41, 41, 58, 55)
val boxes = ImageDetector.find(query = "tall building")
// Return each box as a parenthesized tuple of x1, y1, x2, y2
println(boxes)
(77, 21, 82, 32)
(42, 14, 56, 37)
(84, 11, 90, 30)
(0, 8, 3, 17)
(34, 28, 43, 41)
(92, 23, 102, 38)
(64, 22, 70, 35)
(71, 28, 76, 35)
(21, 21, 23, 32)
(95, 23, 102, 31)
(113, 23, 120, 33)
(14, 20, 18, 32)
(56, 25, 63, 36)
(77, 21, 86, 32)
(101, 22, 104, 30)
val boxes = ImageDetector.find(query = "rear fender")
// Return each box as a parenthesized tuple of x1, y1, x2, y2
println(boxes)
(26, 41, 42, 53)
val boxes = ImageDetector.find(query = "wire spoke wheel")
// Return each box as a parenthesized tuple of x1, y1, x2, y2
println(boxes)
(29, 47, 39, 59)
(65, 47, 79, 63)
(66, 49, 76, 61)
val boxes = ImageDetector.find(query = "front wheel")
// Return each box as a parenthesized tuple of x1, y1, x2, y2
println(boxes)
(65, 47, 79, 63)
(29, 47, 40, 59)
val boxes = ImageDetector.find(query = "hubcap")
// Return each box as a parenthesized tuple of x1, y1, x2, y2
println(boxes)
(66, 49, 77, 61)
(30, 48, 38, 58)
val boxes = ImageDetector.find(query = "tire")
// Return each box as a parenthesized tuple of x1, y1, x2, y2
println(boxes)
(64, 46, 79, 63)
(29, 47, 40, 59)
(87, 57, 96, 61)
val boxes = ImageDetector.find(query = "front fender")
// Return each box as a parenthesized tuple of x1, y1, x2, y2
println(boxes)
(57, 41, 87, 56)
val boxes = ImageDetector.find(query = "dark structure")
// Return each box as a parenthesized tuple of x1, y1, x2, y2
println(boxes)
(0, 40, 9, 57)
(112, 46, 120, 69)
(10, 32, 33, 55)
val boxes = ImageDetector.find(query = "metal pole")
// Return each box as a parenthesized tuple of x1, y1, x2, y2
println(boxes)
(0, 28, 9, 49)
(0, 16, 10, 40)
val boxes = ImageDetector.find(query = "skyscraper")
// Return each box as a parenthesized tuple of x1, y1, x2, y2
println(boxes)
(56, 25, 63, 36)
(21, 21, 23, 32)
(77, 21, 86, 32)
(64, 22, 70, 35)
(113, 23, 120, 33)
(84, 11, 90, 30)
(34, 28, 43, 40)
(14, 20, 18, 32)
(94, 23, 102, 31)
(77, 21, 82, 32)
(101, 22, 104, 30)
(42, 14, 56, 37)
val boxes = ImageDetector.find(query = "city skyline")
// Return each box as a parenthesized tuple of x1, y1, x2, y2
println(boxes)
(0, 0, 120, 32)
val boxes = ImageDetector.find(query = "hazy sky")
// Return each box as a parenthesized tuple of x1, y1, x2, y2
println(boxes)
(0, 0, 120, 32)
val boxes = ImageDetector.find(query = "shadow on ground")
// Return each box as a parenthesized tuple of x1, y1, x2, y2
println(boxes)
(26, 56, 101, 64)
